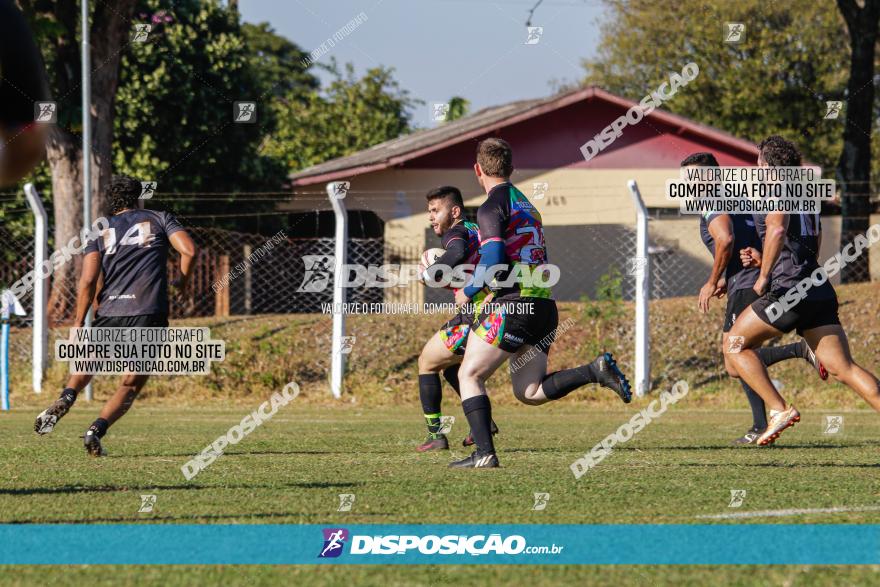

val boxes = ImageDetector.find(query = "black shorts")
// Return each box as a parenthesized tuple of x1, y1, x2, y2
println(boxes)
(472, 296, 558, 353)
(723, 288, 759, 332)
(751, 290, 840, 335)
(439, 311, 475, 356)
(92, 313, 169, 328)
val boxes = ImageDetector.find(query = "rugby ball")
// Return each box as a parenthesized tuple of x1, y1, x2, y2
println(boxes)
(418, 248, 446, 282)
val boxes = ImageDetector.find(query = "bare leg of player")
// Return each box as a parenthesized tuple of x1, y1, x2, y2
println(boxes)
(458, 332, 511, 401)
(509, 345, 550, 405)
(83, 373, 151, 456)
(726, 306, 800, 445)
(802, 325, 880, 411)
(98, 373, 151, 425)
(418, 332, 461, 374)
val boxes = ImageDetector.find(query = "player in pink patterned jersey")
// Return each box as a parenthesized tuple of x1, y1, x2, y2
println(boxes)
(449, 138, 632, 469)
(415, 186, 496, 452)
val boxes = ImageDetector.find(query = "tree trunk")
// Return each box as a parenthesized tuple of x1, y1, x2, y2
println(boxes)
(90, 0, 137, 217)
(38, 0, 137, 323)
(45, 129, 86, 324)
(836, 0, 879, 283)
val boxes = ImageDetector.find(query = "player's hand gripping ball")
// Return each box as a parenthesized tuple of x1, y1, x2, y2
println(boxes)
(417, 248, 446, 284)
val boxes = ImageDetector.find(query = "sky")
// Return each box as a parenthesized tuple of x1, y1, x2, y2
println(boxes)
(238, 0, 606, 126)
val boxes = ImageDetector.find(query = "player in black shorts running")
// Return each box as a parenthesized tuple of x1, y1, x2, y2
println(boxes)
(34, 175, 197, 456)
(684, 152, 826, 445)
(415, 186, 498, 451)
(0, 0, 51, 185)
(449, 138, 632, 469)
(726, 136, 880, 445)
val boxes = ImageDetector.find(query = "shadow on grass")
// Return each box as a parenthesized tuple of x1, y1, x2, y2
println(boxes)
(250, 325, 291, 341)
(7, 511, 396, 524)
(511, 443, 880, 454)
(116, 449, 403, 458)
(674, 462, 880, 468)
(0, 480, 364, 496)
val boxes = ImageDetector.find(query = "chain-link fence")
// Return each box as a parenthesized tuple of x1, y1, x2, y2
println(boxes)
(0, 223, 37, 367)
(0, 212, 776, 327)
(1, 197, 874, 360)
(173, 228, 396, 317)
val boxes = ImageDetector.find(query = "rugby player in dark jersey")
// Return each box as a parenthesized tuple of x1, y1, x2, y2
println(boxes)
(685, 152, 827, 445)
(726, 136, 880, 445)
(449, 138, 632, 468)
(34, 175, 197, 456)
(0, 0, 50, 185)
(416, 186, 498, 451)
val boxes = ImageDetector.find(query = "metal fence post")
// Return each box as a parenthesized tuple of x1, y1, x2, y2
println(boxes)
(24, 184, 47, 394)
(327, 182, 348, 399)
(628, 180, 651, 397)
(243, 243, 252, 314)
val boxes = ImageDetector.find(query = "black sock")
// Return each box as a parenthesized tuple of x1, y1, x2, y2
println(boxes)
(541, 365, 597, 401)
(419, 374, 443, 436)
(88, 418, 109, 438)
(462, 395, 495, 455)
(755, 341, 805, 367)
(60, 387, 78, 404)
(741, 381, 767, 430)
(442, 365, 461, 397)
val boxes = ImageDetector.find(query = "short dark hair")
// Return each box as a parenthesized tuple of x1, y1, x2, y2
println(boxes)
(426, 185, 464, 209)
(757, 135, 802, 167)
(106, 175, 142, 213)
(476, 138, 513, 178)
(680, 152, 719, 167)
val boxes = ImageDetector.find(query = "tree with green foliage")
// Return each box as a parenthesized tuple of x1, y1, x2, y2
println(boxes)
(582, 0, 849, 172)
(446, 96, 470, 121)
(10, 1, 417, 239)
(241, 21, 318, 101)
(582, 0, 880, 281)
(261, 61, 418, 172)
(113, 2, 317, 201)
(18, 0, 137, 318)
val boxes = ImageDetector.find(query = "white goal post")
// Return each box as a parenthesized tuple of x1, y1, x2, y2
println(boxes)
(323, 179, 652, 399)
(628, 180, 651, 397)
(327, 182, 348, 399)
(23, 183, 48, 394)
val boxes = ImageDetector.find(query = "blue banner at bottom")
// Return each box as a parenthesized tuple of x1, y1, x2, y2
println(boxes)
(0, 524, 877, 565)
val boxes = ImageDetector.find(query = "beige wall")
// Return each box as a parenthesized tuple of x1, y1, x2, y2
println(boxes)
(284, 167, 683, 242)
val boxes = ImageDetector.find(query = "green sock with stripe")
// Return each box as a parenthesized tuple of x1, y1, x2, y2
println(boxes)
(419, 373, 445, 438)
(424, 413, 444, 438)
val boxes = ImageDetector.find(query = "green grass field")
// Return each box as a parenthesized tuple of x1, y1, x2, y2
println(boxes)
(2, 403, 880, 584)
(2, 283, 880, 583)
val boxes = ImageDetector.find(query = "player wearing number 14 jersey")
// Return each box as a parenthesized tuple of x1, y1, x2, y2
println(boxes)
(450, 138, 633, 469)
(34, 175, 197, 456)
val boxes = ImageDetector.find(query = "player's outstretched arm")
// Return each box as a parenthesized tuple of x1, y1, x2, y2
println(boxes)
(754, 212, 788, 295)
(169, 230, 197, 295)
(699, 214, 734, 313)
(73, 251, 101, 328)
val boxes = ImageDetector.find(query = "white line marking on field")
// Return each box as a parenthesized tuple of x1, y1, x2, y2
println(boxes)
(696, 505, 880, 519)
